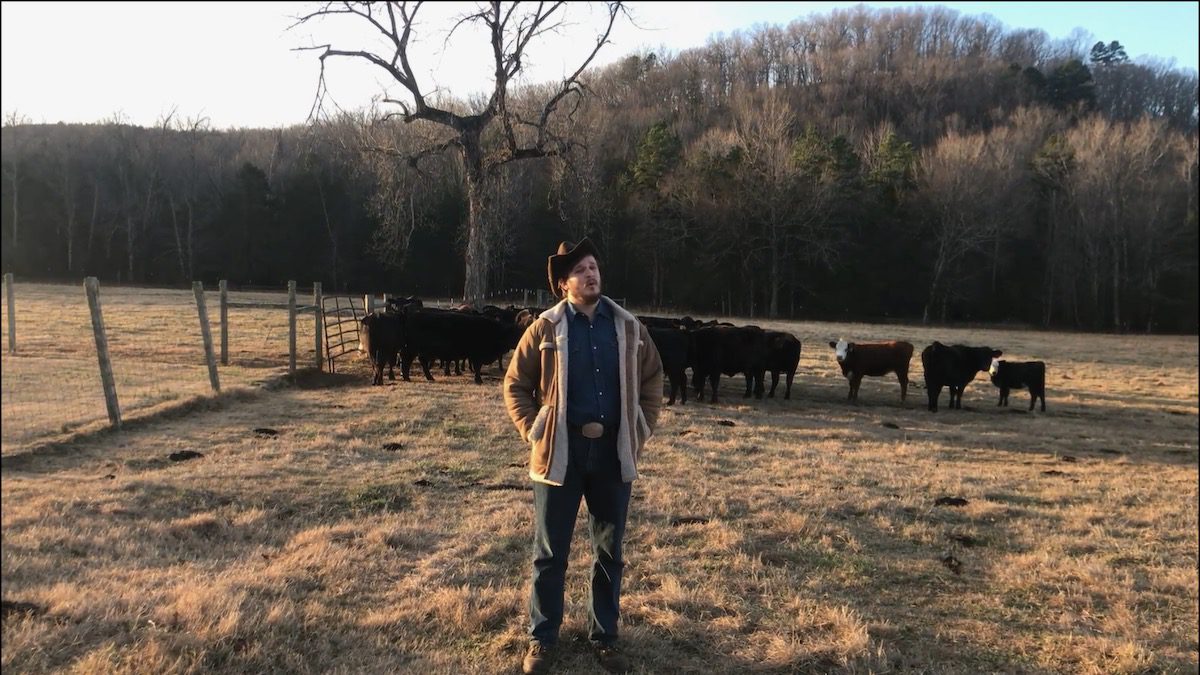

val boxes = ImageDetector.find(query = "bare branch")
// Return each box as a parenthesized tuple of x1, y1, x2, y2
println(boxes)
(533, 2, 622, 150)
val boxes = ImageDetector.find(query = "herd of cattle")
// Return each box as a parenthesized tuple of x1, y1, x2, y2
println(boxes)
(359, 302, 1048, 412)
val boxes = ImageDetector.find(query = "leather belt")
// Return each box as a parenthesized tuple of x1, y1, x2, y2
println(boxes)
(570, 421, 606, 439)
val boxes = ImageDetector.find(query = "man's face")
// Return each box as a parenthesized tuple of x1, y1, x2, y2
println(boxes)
(560, 254, 601, 304)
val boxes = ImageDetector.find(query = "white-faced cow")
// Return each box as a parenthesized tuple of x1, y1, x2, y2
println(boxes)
(828, 339, 914, 403)
(920, 342, 1003, 412)
(989, 358, 1047, 411)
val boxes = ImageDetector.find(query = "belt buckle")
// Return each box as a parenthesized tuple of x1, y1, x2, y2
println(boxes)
(581, 422, 604, 439)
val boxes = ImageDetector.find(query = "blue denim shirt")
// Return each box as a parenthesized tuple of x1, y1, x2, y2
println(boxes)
(565, 299, 621, 429)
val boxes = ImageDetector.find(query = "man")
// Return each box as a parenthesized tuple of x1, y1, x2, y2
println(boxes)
(503, 238, 664, 674)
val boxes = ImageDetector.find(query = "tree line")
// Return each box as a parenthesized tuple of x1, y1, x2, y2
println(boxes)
(2, 5, 1197, 331)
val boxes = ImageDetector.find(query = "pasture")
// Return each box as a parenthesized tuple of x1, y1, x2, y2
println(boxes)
(2, 283, 1197, 674)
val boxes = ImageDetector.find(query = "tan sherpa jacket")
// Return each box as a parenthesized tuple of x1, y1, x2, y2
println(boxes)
(503, 297, 664, 485)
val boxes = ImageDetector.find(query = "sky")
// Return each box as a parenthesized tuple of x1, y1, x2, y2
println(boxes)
(2, 1, 1197, 130)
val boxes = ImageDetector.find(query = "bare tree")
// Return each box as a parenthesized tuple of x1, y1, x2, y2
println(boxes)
(918, 130, 1004, 323)
(732, 92, 837, 317)
(2, 111, 29, 252)
(294, 1, 625, 303)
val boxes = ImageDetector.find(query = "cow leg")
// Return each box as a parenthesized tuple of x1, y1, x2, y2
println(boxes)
(849, 373, 863, 402)
(753, 370, 765, 399)
(420, 355, 435, 381)
(784, 370, 795, 400)
(927, 385, 940, 412)
(899, 373, 909, 402)
(709, 373, 720, 404)
(692, 370, 704, 401)
(680, 371, 688, 405)
(472, 359, 484, 385)
(1000, 387, 1010, 406)
(768, 370, 779, 398)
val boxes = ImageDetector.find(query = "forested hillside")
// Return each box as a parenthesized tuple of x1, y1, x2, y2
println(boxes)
(3, 5, 1196, 331)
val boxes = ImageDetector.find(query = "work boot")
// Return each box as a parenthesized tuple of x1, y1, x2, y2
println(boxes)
(594, 642, 632, 674)
(522, 641, 555, 675)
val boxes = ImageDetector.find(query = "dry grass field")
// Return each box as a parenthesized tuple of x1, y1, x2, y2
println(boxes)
(1, 282, 326, 453)
(2, 284, 1197, 674)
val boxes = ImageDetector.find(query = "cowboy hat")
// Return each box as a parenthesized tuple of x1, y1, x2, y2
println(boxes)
(546, 237, 600, 298)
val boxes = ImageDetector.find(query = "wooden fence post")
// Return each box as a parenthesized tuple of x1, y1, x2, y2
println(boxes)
(193, 281, 220, 393)
(84, 277, 121, 428)
(364, 293, 374, 314)
(219, 279, 229, 365)
(4, 272, 14, 354)
(288, 280, 297, 377)
(313, 282, 323, 371)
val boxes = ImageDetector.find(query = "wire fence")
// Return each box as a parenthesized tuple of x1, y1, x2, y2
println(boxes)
(0, 278, 558, 454)
(0, 279, 326, 454)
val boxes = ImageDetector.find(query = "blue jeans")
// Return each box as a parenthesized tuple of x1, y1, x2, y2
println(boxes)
(529, 427, 632, 646)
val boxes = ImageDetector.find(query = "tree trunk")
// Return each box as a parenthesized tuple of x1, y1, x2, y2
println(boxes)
(87, 181, 99, 271)
(924, 249, 947, 325)
(1041, 201, 1057, 327)
(186, 199, 194, 280)
(64, 190, 76, 274)
(317, 177, 339, 290)
(1111, 239, 1122, 330)
(768, 238, 780, 318)
(126, 214, 136, 282)
(168, 193, 187, 281)
(461, 140, 491, 305)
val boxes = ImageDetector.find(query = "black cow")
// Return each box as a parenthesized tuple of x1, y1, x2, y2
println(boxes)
(920, 342, 1003, 412)
(692, 325, 768, 403)
(828, 339, 914, 402)
(360, 312, 403, 385)
(989, 359, 1047, 411)
(399, 307, 512, 384)
(765, 331, 802, 399)
(638, 315, 685, 330)
(385, 296, 423, 313)
(647, 324, 693, 405)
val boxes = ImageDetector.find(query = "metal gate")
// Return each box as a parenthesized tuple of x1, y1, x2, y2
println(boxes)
(321, 295, 364, 373)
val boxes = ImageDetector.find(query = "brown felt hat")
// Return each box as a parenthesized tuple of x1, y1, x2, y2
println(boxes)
(547, 237, 600, 298)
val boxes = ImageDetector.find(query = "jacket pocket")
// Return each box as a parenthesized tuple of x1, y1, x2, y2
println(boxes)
(529, 404, 552, 443)
(635, 404, 652, 448)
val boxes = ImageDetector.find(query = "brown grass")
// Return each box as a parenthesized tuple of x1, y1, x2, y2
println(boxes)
(2, 283, 323, 452)
(2, 284, 1197, 674)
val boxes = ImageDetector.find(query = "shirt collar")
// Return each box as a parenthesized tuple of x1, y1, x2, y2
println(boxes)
(565, 297, 609, 320)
